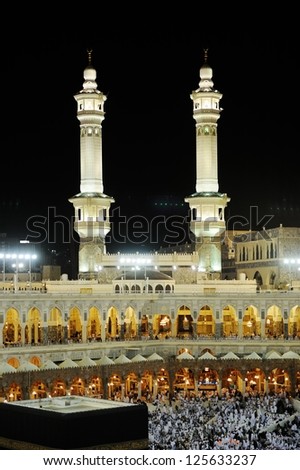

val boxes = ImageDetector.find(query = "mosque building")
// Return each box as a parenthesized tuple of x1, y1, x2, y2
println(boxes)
(0, 50, 299, 410)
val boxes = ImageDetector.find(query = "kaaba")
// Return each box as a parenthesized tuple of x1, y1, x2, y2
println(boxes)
(0, 396, 148, 450)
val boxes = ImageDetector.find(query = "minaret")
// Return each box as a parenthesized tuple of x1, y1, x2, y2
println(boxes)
(69, 51, 114, 279)
(185, 50, 230, 279)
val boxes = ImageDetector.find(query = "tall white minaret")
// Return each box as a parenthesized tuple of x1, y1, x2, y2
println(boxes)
(185, 50, 230, 279)
(69, 51, 114, 278)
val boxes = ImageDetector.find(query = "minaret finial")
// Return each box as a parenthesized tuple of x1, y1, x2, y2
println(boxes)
(87, 49, 93, 66)
(204, 48, 208, 63)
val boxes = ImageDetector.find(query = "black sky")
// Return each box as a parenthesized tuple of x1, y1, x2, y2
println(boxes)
(1, 15, 299, 260)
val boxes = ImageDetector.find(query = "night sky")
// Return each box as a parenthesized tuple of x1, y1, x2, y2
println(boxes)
(1, 15, 299, 272)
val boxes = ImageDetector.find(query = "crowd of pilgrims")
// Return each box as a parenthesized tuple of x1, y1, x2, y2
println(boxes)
(147, 390, 300, 450)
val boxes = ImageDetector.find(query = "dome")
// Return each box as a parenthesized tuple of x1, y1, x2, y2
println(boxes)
(83, 66, 97, 82)
(200, 62, 213, 81)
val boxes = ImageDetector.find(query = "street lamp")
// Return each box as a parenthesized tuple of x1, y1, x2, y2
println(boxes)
(25, 253, 37, 285)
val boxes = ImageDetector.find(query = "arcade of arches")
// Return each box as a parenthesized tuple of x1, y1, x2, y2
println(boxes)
(2, 303, 300, 346)
(2, 348, 300, 402)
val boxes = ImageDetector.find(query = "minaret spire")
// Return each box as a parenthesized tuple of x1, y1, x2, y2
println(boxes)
(69, 53, 114, 279)
(185, 50, 230, 279)
(87, 49, 92, 66)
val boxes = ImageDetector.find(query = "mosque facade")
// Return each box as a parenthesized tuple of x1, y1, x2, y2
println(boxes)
(0, 52, 299, 404)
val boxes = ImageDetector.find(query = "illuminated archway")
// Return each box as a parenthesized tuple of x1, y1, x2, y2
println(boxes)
(174, 367, 195, 396)
(198, 367, 219, 395)
(6, 382, 23, 401)
(106, 306, 120, 340)
(51, 379, 67, 397)
(107, 374, 122, 399)
(288, 305, 300, 338)
(176, 305, 193, 338)
(86, 376, 103, 398)
(268, 368, 291, 394)
(221, 368, 243, 395)
(245, 368, 265, 395)
(3, 307, 21, 345)
(222, 305, 237, 337)
(26, 307, 42, 345)
(197, 305, 215, 336)
(124, 306, 137, 339)
(31, 381, 48, 399)
(265, 305, 283, 338)
(68, 307, 82, 342)
(48, 306, 63, 343)
(243, 305, 260, 337)
(70, 377, 86, 396)
(87, 306, 101, 341)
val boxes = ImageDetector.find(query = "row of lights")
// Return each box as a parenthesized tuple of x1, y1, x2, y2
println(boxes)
(0, 253, 37, 260)
(283, 258, 300, 271)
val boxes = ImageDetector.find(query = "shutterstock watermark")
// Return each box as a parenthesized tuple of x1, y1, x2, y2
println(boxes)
(24, 205, 275, 246)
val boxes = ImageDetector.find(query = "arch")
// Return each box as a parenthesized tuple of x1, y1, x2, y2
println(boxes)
(268, 368, 291, 395)
(125, 372, 139, 400)
(243, 305, 260, 337)
(174, 367, 195, 397)
(197, 304, 215, 336)
(124, 306, 138, 339)
(140, 370, 153, 401)
(108, 374, 122, 399)
(265, 305, 283, 338)
(221, 368, 243, 396)
(254, 271, 263, 286)
(31, 380, 48, 399)
(155, 284, 164, 293)
(25, 307, 42, 345)
(7, 356, 20, 368)
(3, 307, 21, 345)
(68, 306, 83, 342)
(87, 305, 101, 342)
(198, 367, 219, 396)
(222, 304, 237, 337)
(86, 376, 103, 398)
(131, 284, 140, 293)
(245, 368, 265, 395)
(115, 283, 121, 293)
(176, 305, 193, 338)
(51, 378, 67, 397)
(30, 355, 42, 367)
(106, 306, 120, 340)
(6, 382, 23, 401)
(48, 306, 63, 344)
(200, 347, 216, 357)
(178, 347, 193, 356)
(153, 314, 171, 338)
(288, 305, 300, 338)
(70, 376, 86, 396)
(156, 368, 169, 398)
